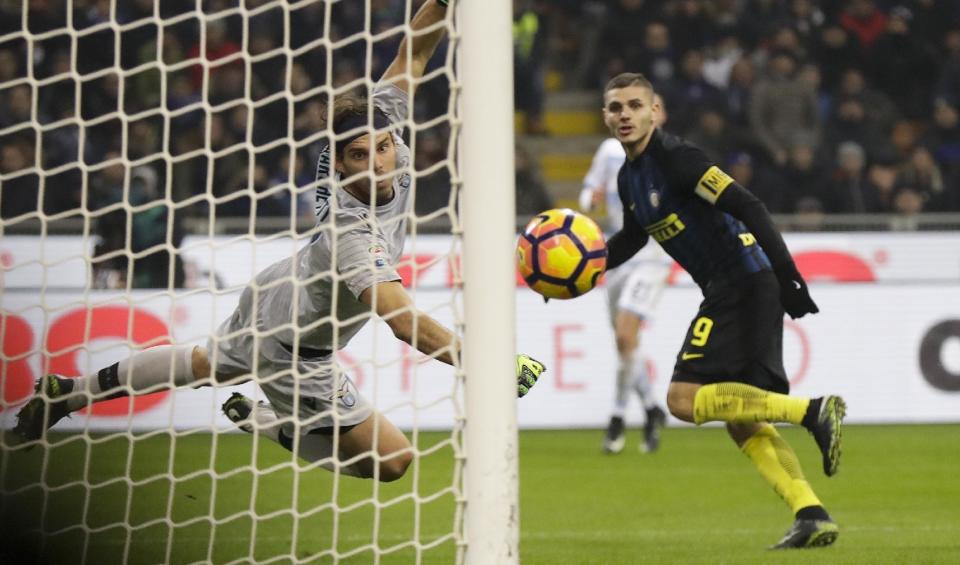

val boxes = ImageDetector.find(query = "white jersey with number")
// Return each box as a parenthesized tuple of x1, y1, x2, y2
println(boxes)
(208, 84, 412, 432)
(581, 137, 672, 321)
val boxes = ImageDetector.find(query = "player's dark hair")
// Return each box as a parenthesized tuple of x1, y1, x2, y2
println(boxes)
(604, 72, 654, 94)
(330, 93, 391, 157)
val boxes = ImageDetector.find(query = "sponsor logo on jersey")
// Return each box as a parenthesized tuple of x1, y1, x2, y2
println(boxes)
(644, 213, 686, 243)
(315, 145, 334, 222)
(370, 243, 388, 268)
(330, 381, 357, 408)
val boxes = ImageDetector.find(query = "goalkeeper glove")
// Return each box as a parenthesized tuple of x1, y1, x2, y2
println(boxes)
(775, 264, 819, 319)
(516, 353, 546, 398)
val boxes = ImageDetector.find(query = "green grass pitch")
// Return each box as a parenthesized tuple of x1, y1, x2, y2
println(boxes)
(2, 425, 959, 564)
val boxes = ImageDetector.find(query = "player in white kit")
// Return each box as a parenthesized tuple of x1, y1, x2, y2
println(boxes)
(580, 94, 670, 454)
(15, 0, 546, 482)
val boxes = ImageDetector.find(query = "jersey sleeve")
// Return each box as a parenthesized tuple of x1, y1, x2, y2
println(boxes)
(334, 214, 402, 298)
(606, 170, 649, 270)
(668, 142, 734, 205)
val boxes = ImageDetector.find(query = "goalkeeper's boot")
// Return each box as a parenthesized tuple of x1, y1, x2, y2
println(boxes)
(641, 406, 667, 453)
(770, 518, 839, 549)
(222, 392, 256, 433)
(14, 375, 75, 447)
(805, 396, 847, 477)
(602, 416, 625, 454)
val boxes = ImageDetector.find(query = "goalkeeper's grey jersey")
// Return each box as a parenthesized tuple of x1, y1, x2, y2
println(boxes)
(236, 84, 412, 353)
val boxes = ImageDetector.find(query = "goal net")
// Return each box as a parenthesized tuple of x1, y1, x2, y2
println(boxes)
(1, 1, 517, 563)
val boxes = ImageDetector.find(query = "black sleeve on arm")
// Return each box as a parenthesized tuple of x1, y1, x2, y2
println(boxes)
(606, 210, 648, 270)
(713, 181, 795, 271)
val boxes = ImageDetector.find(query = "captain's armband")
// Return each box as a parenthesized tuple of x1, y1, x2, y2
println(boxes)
(694, 165, 735, 205)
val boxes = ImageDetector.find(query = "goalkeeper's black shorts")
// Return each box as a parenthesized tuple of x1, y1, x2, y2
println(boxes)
(671, 270, 789, 394)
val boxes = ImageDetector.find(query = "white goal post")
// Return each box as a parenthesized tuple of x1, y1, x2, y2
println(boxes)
(459, 0, 519, 563)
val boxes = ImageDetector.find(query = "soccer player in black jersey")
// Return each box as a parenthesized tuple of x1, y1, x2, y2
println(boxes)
(600, 73, 846, 549)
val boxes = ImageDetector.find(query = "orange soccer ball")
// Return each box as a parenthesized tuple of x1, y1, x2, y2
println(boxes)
(516, 208, 607, 299)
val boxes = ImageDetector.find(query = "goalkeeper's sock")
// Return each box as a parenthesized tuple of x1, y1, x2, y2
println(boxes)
(741, 424, 824, 515)
(693, 383, 810, 426)
(66, 345, 196, 411)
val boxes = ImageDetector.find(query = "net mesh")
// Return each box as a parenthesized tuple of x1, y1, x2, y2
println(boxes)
(1, 1, 465, 563)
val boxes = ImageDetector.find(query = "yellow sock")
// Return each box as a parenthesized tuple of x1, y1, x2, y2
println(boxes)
(741, 424, 822, 514)
(693, 382, 809, 425)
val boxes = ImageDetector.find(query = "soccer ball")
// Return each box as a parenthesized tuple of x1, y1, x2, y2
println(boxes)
(517, 208, 607, 299)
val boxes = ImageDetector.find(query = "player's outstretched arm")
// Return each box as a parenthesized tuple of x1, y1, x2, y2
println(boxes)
(360, 280, 547, 397)
(361, 280, 460, 365)
(713, 182, 818, 319)
(380, 0, 450, 96)
(605, 210, 648, 271)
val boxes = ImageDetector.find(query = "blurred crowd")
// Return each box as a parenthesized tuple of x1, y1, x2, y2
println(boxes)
(1, 0, 959, 242)
(537, 0, 960, 216)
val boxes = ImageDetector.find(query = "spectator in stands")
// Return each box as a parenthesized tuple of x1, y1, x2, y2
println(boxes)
(798, 62, 830, 125)
(787, 0, 827, 50)
(685, 106, 739, 164)
(513, 1, 548, 135)
(867, 152, 903, 211)
(840, 0, 888, 53)
(812, 24, 864, 93)
(781, 139, 830, 212)
(723, 57, 756, 131)
(748, 49, 820, 167)
(636, 21, 678, 93)
(923, 98, 960, 202)
(935, 27, 960, 106)
(823, 141, 884, 213)
(0, 141, 39, 219)
(128, 165, 186, 288)
(870, 5, 939, 119)
(188, 19, 241, 88)
(0, 48, 18, 84)
(598, 1, 659, 83)
(824, 95, 890, 164)
(909, 0, 959, 48)
(792, 195, 827, 231)
(896, 146, 948, 211)
(836, 68, 898, 135)
(669, 49, 724, 135)
(667, 0, 711, 55)
(515, 144, 554, 215)
(889, 181, 927, 230)
(726, 150, 790, 213)
(737, 0, 788, 50)
(702, 30, 743, 89)
(0, 84, 34, 130)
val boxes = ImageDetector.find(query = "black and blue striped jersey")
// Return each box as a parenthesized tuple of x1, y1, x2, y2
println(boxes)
(615, 129, 771, 289)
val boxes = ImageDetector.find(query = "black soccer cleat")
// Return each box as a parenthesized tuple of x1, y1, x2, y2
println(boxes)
(221, 392, 255, 433)
(13, 374, 74, 447)
(641, 406, 667, 453)
(602, 416, 625, 454)
(770, 518, 839, 549)
(807, 396, 847, 477)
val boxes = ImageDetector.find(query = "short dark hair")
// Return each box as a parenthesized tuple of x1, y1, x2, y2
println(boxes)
(604, 72, 654, 94)
(331, 93, 368, 156)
